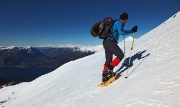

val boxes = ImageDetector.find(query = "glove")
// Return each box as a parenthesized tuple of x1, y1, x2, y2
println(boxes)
(131, 25, 138, 33)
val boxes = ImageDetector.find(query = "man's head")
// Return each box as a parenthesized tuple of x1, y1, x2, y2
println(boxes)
(119, 12, 128, 24)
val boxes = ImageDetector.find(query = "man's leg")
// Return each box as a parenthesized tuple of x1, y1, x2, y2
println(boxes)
(102, 46, 113, 72)
(104, 40, 124, 70)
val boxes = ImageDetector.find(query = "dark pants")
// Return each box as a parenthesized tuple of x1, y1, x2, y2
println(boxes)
(103, 39, 124, 66)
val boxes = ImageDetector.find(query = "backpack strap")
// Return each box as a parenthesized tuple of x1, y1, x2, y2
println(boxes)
(108, 20, 118, 43)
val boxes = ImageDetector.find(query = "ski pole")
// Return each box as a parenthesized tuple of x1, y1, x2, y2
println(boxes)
(123, 35, 125, 55)
(131, 33, 136, 50)
(125, 33, 136, 78)
(123, 35, 126, 64)
(129, 33, 136, 65)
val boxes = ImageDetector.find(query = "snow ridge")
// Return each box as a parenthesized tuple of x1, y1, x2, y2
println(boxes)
(0, 45, 103, 52)
(0, 46, 32, 50)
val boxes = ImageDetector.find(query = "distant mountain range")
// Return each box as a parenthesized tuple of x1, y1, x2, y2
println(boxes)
(0, 46, 98, 69)
(0, 45, 98, 87)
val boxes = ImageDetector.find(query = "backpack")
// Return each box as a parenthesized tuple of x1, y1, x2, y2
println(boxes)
(90, 17, 115, 39)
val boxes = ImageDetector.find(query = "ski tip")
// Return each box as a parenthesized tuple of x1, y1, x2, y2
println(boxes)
(125, 77, 128, 79)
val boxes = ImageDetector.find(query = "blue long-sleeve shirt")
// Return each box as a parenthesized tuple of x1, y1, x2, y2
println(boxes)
(108, 20, 132, 42)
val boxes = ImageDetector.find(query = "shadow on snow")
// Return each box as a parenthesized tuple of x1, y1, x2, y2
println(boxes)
(115, 50, 150, 79)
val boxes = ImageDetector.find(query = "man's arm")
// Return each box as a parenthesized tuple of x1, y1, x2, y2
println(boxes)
(116, 22, 132, 35)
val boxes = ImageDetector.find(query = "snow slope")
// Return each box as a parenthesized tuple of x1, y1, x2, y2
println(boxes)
(0, 11, 180, 107)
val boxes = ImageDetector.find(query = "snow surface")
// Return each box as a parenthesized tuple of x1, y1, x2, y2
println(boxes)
(0, 11, 180, 107)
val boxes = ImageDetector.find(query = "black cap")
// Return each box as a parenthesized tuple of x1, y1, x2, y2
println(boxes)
(120, 12, 128, 20)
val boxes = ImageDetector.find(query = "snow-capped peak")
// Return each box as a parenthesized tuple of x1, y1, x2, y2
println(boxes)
(35, 44, 104, 52)
(0, 46, 32, 50)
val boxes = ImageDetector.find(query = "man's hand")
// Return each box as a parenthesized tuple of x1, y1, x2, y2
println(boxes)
(132, 25, 138, 33)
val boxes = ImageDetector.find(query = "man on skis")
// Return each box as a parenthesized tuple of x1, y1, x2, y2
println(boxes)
(102, 12, 138, 82)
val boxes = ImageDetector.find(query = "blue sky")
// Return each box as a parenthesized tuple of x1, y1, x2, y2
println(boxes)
(0, 0, 179, 46)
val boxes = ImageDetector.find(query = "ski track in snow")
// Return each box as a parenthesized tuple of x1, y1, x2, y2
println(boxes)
(0, 11, 180, 107)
